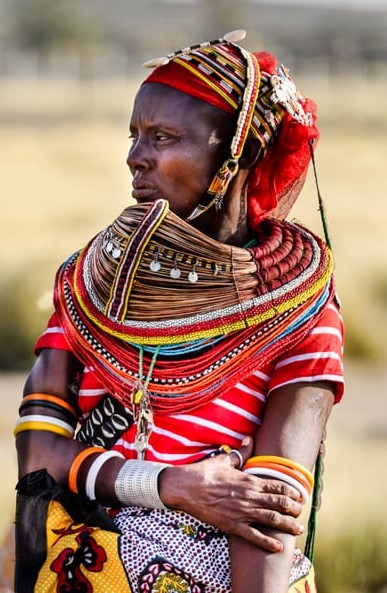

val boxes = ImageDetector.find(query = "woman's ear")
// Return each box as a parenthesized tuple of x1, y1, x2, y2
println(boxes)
(239, 136, 262, 170)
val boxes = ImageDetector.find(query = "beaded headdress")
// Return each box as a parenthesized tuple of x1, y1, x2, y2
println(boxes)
(142, 30, 319, 229)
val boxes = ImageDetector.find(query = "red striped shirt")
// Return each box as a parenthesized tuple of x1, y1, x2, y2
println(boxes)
(36, 303, 344, 464)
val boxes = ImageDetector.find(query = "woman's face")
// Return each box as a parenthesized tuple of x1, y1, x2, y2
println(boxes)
(127, 83, 231, 219)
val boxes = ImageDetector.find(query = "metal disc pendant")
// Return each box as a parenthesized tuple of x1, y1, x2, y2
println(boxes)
(150, 260, 161, 272)
(188, 270, 198, 283)
(170, 267, 181, 279)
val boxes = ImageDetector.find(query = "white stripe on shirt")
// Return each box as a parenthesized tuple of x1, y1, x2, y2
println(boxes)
(213, 397, 261, 424)
(78, 388, 108, 397)
(169, 414, 246, 440)
(309, 326, 343, 341)
(116, 440, 215, 462)
(233, 382, 267, 402)
(268, 373, 345, 394)
(274, 351, 343, 370)
(152, 424, 206, 447)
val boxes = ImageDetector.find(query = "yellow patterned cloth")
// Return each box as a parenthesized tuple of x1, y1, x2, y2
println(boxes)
(35, 500, 131, 593)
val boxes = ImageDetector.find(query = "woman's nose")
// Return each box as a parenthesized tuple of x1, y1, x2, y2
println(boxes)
(126, 138, 151, 172)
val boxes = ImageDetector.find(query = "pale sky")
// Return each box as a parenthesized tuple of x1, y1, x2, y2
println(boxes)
(249, 0, 386, 8)
(163, 0, 386, 9)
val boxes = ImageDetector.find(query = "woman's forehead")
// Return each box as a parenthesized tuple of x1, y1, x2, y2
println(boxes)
(132, 83, 230, 128)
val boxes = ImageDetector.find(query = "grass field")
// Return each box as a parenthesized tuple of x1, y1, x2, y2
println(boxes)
(1, 76, 387, 591)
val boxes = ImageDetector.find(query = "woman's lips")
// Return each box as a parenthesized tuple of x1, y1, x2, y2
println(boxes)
(131, 181, 157, 200)
(131, 187, 157, 200)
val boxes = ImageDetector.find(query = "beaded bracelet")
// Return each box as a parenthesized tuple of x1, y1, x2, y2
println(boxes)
(85, 450, 124, 500)
(114, 459, 170, 510)
(68, 447, 105, 494)
(14, 414, 75, 439)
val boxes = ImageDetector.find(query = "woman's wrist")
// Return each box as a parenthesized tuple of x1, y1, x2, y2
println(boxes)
(158, 464, 191, 509)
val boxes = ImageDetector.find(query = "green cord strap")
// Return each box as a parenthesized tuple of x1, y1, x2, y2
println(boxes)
(144, 345, 161, 390)
(138, 345, 161, 390)
(304, 446, 324, 561)
(309, 139, 332, 251)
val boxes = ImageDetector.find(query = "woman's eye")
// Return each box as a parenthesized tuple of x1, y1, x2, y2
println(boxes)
(155, 133, 169, 141)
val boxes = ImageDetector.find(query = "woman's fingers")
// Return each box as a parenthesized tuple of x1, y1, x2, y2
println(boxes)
(159, 457, 305, 549)
(208, 495, 304, 537)
(232, 524, 284, 553)
(229, 436, 254, 468)
(220, 442, 302, 504)
(259, 476, 303, 503)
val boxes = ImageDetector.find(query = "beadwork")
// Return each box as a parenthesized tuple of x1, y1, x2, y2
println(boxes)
(54, 200, 335, 415)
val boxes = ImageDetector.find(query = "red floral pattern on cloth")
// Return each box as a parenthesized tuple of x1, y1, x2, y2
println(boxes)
(50, 526, 107, 593)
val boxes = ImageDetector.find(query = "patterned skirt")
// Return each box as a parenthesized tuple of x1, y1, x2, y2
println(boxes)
(34, 501, 316, 593)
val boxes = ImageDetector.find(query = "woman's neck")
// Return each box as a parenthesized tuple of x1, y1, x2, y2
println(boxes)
(190, 176, 252, 247)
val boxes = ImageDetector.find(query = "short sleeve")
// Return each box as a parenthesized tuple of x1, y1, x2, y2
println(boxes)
(34, 311, 71, 354)
(268, 301, 344, 403)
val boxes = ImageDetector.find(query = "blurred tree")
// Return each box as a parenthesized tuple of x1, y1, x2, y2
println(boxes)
(6, 0, 102, 75)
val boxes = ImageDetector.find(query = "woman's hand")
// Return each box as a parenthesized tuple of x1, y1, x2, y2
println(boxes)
(159, 437, 304, 552)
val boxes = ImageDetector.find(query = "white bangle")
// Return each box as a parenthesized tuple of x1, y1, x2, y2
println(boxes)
(14, 414, 75, 437)
(244, 467, 310, 505)
(85, 450, 124, 500)
(114, 459, 170, 510)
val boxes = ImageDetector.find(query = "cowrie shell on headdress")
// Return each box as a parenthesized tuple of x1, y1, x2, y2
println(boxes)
(142, 30, 247, 70)
(143, 56, 170, 68)
(223, 30, 246, 43)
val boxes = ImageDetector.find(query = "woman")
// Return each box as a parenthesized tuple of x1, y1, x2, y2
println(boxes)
(15, 31, 344, 593)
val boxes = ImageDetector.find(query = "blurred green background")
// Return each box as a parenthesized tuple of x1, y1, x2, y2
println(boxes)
(1, 1, 387, 591)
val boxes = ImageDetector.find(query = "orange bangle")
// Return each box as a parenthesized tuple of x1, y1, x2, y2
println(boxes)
(68, 447, 105, 494)
(243, 455, 314, 488)
(243, 461, 312, 494)
(22, 393, 77, 419)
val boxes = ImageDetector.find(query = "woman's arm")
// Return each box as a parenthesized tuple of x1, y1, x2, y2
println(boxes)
(17, 348, 84, 480)
(229, 380, 335, 593)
